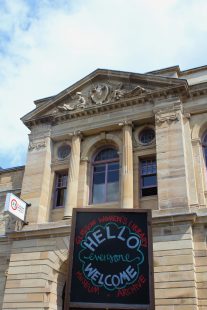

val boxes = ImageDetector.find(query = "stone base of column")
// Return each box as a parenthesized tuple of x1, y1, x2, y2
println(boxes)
(63, 215, 72, 220)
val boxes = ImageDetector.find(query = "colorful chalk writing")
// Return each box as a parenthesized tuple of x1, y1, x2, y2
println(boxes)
(78, 223, 144, 291)
(67, 209, 154, 309)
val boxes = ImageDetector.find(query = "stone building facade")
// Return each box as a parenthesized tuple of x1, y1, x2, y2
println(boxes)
(0, 65, 207, 309)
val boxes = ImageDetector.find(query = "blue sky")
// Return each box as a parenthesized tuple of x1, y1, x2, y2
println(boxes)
(0, 0, 207, 168)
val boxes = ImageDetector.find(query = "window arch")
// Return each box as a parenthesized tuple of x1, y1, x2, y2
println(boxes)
(202, 131, 207, 167)
(91, 147, 119, 204)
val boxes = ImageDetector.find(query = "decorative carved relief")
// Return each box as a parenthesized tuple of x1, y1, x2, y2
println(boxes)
(58, 92, 87, 111)
(155, 111, 180, 125)
(28, 141, 46, 151)
(90, 84, 110, 104)
(57, 83, 148, 112)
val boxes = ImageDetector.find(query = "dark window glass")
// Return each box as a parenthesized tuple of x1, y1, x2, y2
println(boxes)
(58, 145, 71, 159)
(205, 148, 207, 166)
(94, 148, 119, 162)
(203, 132, 207, 167)
(139, 128, 155, 144)
(54, 172, 68, 208)
(92, 148, 119, 204)
(203, 133, 207, 145)
(140, 159, 157, 197)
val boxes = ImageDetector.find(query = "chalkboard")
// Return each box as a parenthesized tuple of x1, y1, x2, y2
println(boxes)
(65, 208, 154, 310)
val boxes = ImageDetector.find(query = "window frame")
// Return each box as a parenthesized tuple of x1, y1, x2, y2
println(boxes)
(90, 147, 120, 204)
(140, 157, 157, 197)
(53, 171, 68, 209)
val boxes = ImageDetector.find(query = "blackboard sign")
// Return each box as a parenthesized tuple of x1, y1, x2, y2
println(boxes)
(65, 208, 154, 309)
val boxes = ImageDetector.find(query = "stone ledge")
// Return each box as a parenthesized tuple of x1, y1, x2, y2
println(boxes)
(4, 210, 207, 240)
(152, 212, 197, 225)
(7, 219, 71, 240)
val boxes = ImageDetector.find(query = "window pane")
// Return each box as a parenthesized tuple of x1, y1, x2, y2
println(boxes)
(94, 148, 119, 162)
(139, 128, 155, 144)
(140, 158, 157, 197)
(141, 163, 148, 175)
(204, 147, 207, 165)
(142, 187, 157, 197)
(203, 133, 207, 146)
(107, 181, 119, 201)
(108, 162, 119, 171)
(142, 175, 157, 187)
(54, 172, 68, 208)
(107, 170, 119, 183)
(56, 188, 67, 207)
(93, 165, 105, 173)
(141, 159, 156, 175)
(57, 174, 67, 188)
(93, 172, 105, 184)
(92, 148, 120, 204)
(92, 183, 105, 203)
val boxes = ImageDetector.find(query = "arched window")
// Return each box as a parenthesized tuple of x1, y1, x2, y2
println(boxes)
(202, 131, 207, 167)
(91, 148, 119, 204)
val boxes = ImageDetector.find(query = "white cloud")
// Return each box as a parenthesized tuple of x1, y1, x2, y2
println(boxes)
(0, 0, 207, 167)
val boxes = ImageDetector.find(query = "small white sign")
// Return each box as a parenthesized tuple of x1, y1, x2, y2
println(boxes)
(4, 193, 27, 221)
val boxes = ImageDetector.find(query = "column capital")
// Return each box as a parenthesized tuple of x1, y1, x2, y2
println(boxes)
(118, 120, 133, 127)
(68, 131, 83, 139)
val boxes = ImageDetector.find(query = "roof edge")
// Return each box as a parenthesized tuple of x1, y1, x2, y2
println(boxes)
(0, 165, 25, 174)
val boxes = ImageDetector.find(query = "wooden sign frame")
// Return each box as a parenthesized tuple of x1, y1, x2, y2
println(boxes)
(64, 208, 154, 310)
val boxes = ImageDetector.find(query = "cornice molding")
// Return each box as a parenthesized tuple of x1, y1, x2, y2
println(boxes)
(187, 82, 207, 100)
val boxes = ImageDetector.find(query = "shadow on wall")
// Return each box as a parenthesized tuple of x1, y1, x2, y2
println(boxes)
(57, 260, 68, 310)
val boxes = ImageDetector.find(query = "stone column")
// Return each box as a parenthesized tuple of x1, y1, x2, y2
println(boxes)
(77, 157, 89, 208)
(120, 121, 134, 208)
(155, 101, 190, 210)
(64, 132, 81, 219)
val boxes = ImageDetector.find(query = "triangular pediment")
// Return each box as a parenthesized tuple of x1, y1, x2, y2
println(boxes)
(21, 69, 189, 127)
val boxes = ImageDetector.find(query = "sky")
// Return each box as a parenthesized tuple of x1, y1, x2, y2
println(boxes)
(0, 0, 206, 169)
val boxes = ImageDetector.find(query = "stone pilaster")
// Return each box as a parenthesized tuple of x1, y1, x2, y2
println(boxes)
(183, 115, 199, 208)
(64, 132, 81, 218)
(192, 138, 206, 207)
(21, 134, 52, 223)
(120, 122, 134, 208)
(155, 102, 190, 210)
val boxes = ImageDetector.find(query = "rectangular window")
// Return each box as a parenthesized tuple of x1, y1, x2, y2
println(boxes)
(140, 158, 157, 197)
(54, 172, 68, 208)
